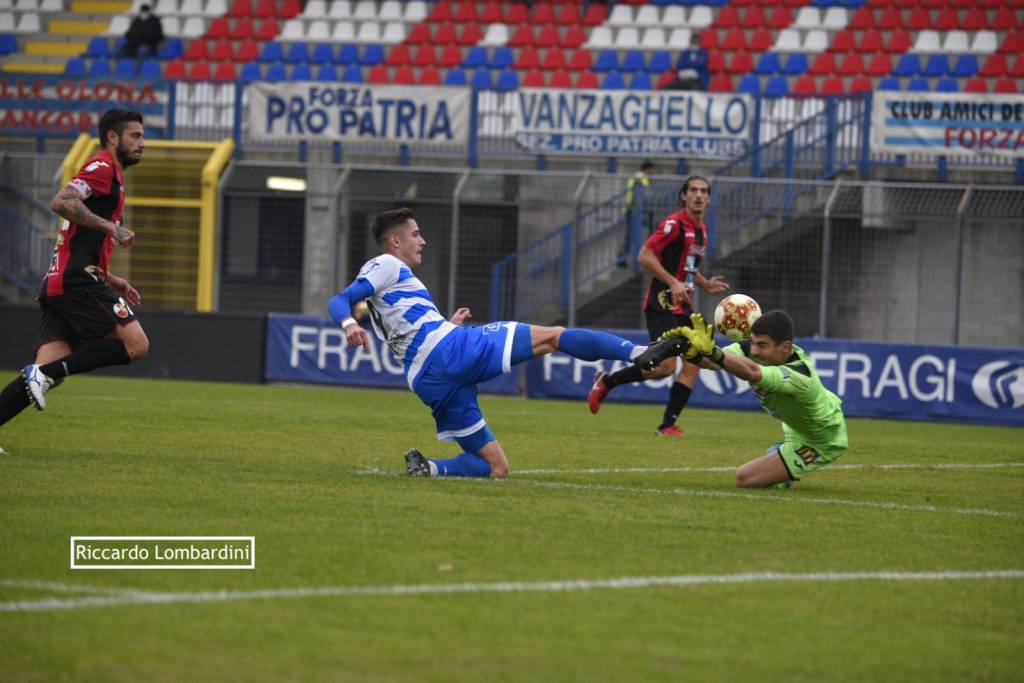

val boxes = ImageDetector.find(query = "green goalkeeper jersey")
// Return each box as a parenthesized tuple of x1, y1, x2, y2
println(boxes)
(723, 341, 845, 444)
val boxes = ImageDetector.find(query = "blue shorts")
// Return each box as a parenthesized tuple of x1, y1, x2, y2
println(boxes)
(413, 322, 532, 453)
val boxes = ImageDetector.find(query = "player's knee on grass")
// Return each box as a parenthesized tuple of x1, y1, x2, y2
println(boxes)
(476, 439, 510, 478)
(735, 450, 791, 488)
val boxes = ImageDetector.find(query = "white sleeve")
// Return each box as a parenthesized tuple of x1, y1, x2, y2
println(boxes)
(68, 178, 93, 199)
(357, 255, 400, 293)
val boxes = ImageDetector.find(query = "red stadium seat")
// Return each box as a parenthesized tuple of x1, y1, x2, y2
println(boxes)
(838, 53, 864, 76)
(213, 62, 236, 80)
(575, 70, 598, 88)
(278, 0, 300, 18)
(439, 44, 462, 67)
(992, 8, 1021, 31)
(656, 70, 676, 89)
(713, 5, 739, 28)
(560, 26, 585, 48)
(830, 30, 854, 52)
(386, 43, 410, 66)
(567, 48, 591, 70)
(255, 18, 278, 40)
(792, 75, 816, 95)
(209, 39, 232, 61)
(964, 78, 988, 93)
(721, 29, 746, 51)
(419, 66, 441, 85)
(253, 0, 274, 18)
(905, 8, 931, 30)
(1010, 57, 1024, 78)
(886, 30, 910, 53)
(934, 8, 958, 31)
(707, 51, 725, 73)
(865, 53, 892, 76)
(980, 54, 1008, 77)
(878, 8, 901, 30)
(457, 23, 482, 45)
(808, 52, 837, 76)
(204, 17, 229, 39)
(849, 77, 872, 93)
(515, 46, 540, 69)
(535, 24, 559, 48)
(433, 23, 457, 45)
(507, 24, 534, 47)
(454, 2, 476, 23)
(236, 39, 258, 62)
(478, 2, 501, 23)
(962, 9, 988, 32)
(549, 69, 571, 88)
(226, 0, 251, 17)
(233, 18, 254, 40)
(428, 1, 451, 22)
(767, 6, 792, 29)
(749, 29, 772, 52)
(858, 30, 883, 53)
(164, 59, 185, 79)
(700, 28, 718, 51)
(367, 65, 389, 83)
(848, 7, 874, 29)
(821, 76, 844, 95)
(504, 3, 528, 23)
(541, 48, 565, 70)
(531, 4, 554, 24)
(993, 78, 1017, 93)
(522, 68, 545, 87)
(187, 60, 211, 80)
(741, 6, 765, 28)
(581, 3, 606, 25)
(999, 32, 1024, 55)
(708, 74, 733, 91)
(556, 4, 579, 25)
(393, 66, 414, 84)
(184, 39, 208, 61)
(406, 24, 430, 45)
(412, 45, 436, 66)
(725, 51, 752, 75)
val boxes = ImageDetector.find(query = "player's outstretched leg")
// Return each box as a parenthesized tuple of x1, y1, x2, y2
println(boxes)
(23, 365, 55, 411)
(633, 334, 691, 372)
(0, 374, 32, 427)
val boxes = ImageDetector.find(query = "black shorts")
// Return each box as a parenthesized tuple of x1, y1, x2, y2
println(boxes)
(37, 283, 138, 351)
(645, 308, 694, 342)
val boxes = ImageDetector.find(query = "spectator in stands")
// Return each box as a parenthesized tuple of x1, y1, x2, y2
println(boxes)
(622, 159, 655, 258)
(669, 34, 709, 91)
(116, 4, 164, 61)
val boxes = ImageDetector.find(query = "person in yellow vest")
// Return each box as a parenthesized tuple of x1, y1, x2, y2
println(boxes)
(622, 159, 655, 260)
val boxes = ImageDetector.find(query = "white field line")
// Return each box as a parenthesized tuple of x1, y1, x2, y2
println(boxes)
(516, 462, 1024, 475)
(510, 479, 1022, 519)
(1, 570, 1022, 614)
(0, 579, 168, 597)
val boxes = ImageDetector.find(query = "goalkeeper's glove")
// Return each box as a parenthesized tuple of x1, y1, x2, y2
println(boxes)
(680, 313, 726, 367)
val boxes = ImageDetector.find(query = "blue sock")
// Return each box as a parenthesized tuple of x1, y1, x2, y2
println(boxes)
(557, 329, 635, 362)
(432, 452, 492, 478)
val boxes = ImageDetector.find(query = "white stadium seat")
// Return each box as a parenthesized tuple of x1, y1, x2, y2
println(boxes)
(380, 20, 404, 43)
(302, 0, 325, 18)
(377, 0, 401, 21)
(634, 5, 659, 26)
(402, 0, 424, 22)
(355, 20, 380, 43)
(585, 25, 613, 49)
(280, 18, 304, 40)
(202, 0, 224, 16)
(327, 0, 350, 20)
(480, 23, 507, 46)
(330, 19, 354, 41)
(970, 30, 997, 54)
(662, 7, 684, 27)
(614, 26, 640, 49)
(606, 4, 632, 26)
(942, 31, 969, 53)
(686, 6, 712, 28)
(794, 7, 820, 29)
(802, 29, 828, 52)
(640, 27, 665, 50)
(913, 30, 940, 53)
(351, 0, 375, 20)
(305, 19, 329, 41)
(822, 7, 847, 30)
(178, 15, 203, 36)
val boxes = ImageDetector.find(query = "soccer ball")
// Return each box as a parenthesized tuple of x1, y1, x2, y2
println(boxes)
(714, 294, 762, 343)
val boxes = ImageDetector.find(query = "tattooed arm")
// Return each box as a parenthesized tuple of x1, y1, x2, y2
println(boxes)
(50, 184, 135, 247)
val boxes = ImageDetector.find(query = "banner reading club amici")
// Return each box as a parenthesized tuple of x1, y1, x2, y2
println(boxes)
(248, 83, 471, 144)
(511, 89, 752, 158)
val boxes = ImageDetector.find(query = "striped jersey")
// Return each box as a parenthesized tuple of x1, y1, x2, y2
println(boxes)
(356, 254, 456, 388)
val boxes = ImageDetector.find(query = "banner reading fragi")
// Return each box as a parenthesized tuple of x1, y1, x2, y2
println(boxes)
(511, 89, 752, 158)
(872, 92, 1024, 157)
(248, 83, 471, 144)
(0, 75, 167, 135)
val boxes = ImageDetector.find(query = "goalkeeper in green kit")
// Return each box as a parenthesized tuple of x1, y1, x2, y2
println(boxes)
(673, 309, 848, 489)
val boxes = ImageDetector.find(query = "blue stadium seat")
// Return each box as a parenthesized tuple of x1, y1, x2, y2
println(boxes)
(336, 44, 359, 65)
(260, 42, 283, 62)
(114, 58, 136, 78)
(285, 42, 308, 64)
(265, 62, 286, 82)
(64, 58, 86, 76)
(310, 43, 334, 64)
(782, 53, 808, 75)
(951, 55, 978, 78)
(593, 50, 618, 72)
(647, 51, 671, 73)
(88, 59, 110, 77)
(630, 72, 652, 89)
(316, 64, 337, 81)
(763, 75, 788, 97)
(754, 52, 780, 75)
(489, 46, 512, 69)
(138, 58, 160, 79)
(158, 38, 182, 60)
(462, 46, 487, 69)
(935, 78, 958, 92)
(621, 50, 645, 73)
(495, 68, 518, 91)
(240, 61, 263, 81)
(923, 54, 950, 78)
(0, 34, 16, 55)
(737, 74, 760, 94)
(602, 71, 625, 89)
(84, 36, 109, 58)
(471, 68, 492, 89)
(906, 77, 929, 91)
(291, 63, 311, 80)
(892, 54, 920, 77)
(878, 76, 900, 90)
(341, 64, 363, 82)
(445, 67, 467, 85)
(360, 44, 384, 65)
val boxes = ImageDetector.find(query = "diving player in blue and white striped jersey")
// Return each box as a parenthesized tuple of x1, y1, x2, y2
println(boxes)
(328, 207, 690, 479)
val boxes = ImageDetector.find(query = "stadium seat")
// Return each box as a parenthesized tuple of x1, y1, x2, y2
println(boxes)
(64, 57, 85, 76)
(640, 27, 666, 50)
(418, 65, 440, 85)
(114, 58, 135, 77)
(688, 6, 713, 29)
(495, 68, 517, 91)
(950, 55, 978, 78)
(749, 28, 772, 52)
(767, 6, 792, 29)
(335, 43, 358, 65)
(922, 54, 949, 78)
(877, 7, 900, 31)
(87, 58, 111, 77)
(721, 28, 745, 51)
(971, 31, 998, 55)
(782, 53, 808, 75)
(602, 71, 625, 90)
(998, 32, 1023, 55)
(979, 54, 1007, 77)
(877, 76, 900, 91)
(439, 44, 461, 68)
(184, 39, 208, 60)
(607, 4, 632, 26)
(284, 42, 307, 64)
(84, 36, 110, 58)
(773, 29, 801, 52)
(647, 51, 670, 74)
(461, 45, 486, 69)
(549, 68, 571, 88)
(215, 62, 237, 81)
(555, 3, 579, 25)
(138, 58, 160, 79)
(366, 64, 388, 83)
(838, 53, 863, 76)
(993, 78, 1017, 94)
(943, 31, 970, 54)
(360, 44, 384, 65)
(621, 50, 645, 73)
(341, 64, 362, 82)
(630, 72, 652, 90)
(830, 30, 855, 52)
(713, 4, 739, 28)
(906, 77, 929, 92)
(803, 30, 828, 53)
(567, 48, 591, 70)
(392, 65, 413, 84)
(763, 75, 788, 97)
(356, 21, 381, 43)
(791, 75, 816, 95)
(593, 50, 617, 72)
(205, 16, 228, 39)
(822, 7, 847, 29)
(736, 74, 759, 94)
(485, 46, 510, 69)
(575, 70, 598, 88)
(522, 68, 544, 87)
(820, 75, 844, 94)
(315, 64, 336, 81)
(935, 78, 958, 92)
(892, 54, 920, 77)
(210, 38, 232, 61)
(858, 30, 882, 53)
(708, 74, 733, 91)
(913, 31, 941, 53)
(794, 6, 820, 29)
(848, 7, 873, 30)
(808, 52, 837, 76)
(470, 68, 492, 89)
(514, 45, 539, 69)
(963, 77, 987, 93)
(849, 76, 872, 93)
(530, 3, 553, 24)
(306, 20, 331, 42)
(541, 48, 565, 71)
(426, 0, 449, 21)
(411, 45, 435, 67)
(308, 43, 333, 64)
(187, 60, 211, 80)
(164, 58, 185, 78)
(700, 28, 718, 50)
(585, 26, 612, 49)
(726, 51, 753, 75)
(480, 23, 508, 47)
(264, 62, 285, 82)
(352, 0, 375, 20)
(503, 3, 527, 23)
(507, 24, 533, 47)
(864, 53, 891, 76)
(158, 38, 183, 59)
(444, 67, 466, 85)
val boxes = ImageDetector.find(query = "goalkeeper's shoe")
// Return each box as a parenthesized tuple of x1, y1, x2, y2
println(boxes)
(587, 372, 611, 414)
(404, 448, 431, 477)
(633, 330, 691, 372)
(23, 364, 54, 411)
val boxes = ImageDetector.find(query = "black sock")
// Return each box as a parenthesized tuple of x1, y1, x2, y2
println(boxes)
(604, 364, 645, 388)
(0, 375, 31, 428)
(659, 383, 693, 429)
(40, 337, 132, 379)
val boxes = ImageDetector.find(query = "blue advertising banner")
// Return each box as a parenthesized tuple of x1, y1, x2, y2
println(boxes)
(265, 314, 520, 395)
(511, 89, 751, 158)
(525, 332, 1024, 428)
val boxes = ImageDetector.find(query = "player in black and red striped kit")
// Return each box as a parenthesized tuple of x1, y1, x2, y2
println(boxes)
(588, 175, 729, 436)
(0, 108, 150, 438)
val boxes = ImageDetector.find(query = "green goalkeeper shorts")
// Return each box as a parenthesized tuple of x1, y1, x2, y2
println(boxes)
(773, 426, 848, 481)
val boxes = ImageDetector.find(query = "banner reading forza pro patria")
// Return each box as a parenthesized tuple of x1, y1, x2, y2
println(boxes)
(872, 92, 1024, 157)
(248, 83, 471, 144)
(511, 89, 752, 157)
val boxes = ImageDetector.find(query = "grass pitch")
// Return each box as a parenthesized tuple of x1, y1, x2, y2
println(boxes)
(0, 372, 1022, 682)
